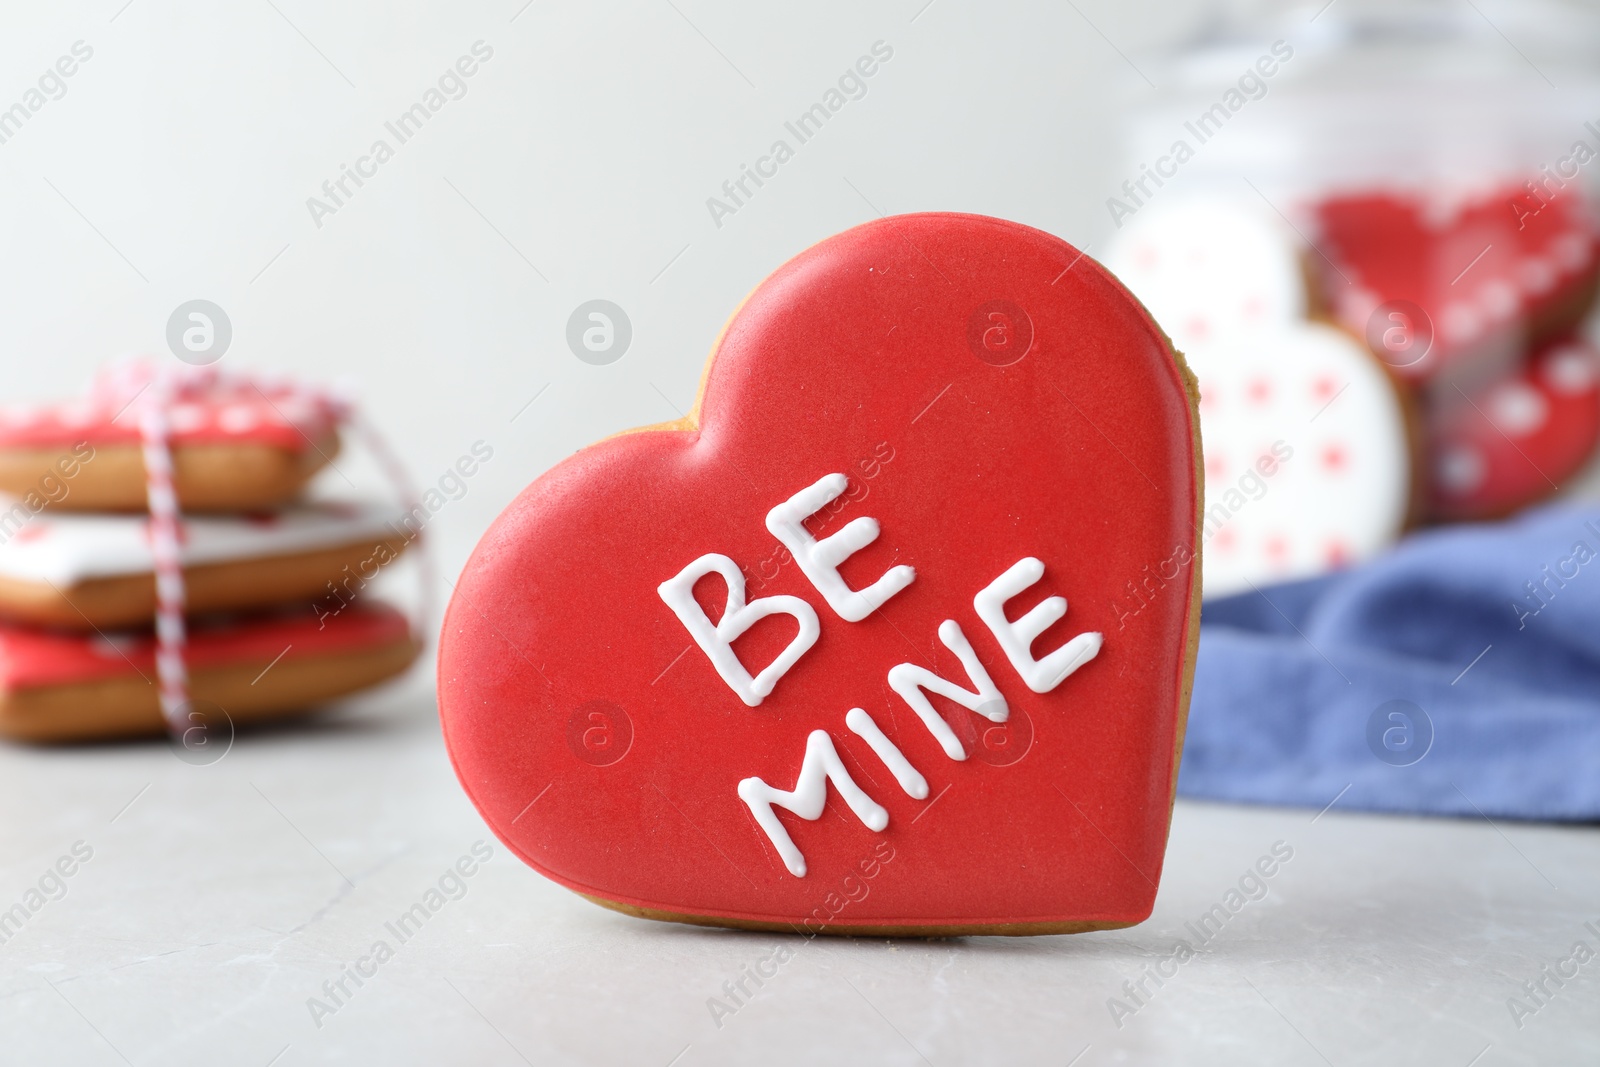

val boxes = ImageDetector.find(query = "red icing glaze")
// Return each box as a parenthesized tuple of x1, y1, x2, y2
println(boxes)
(438, 214, 1201, 932)
(1315, 188, 1600, 381)
(1427, 335, 1600, 520)
(0, 603, 410, 691)
(0, 362, 340, 451)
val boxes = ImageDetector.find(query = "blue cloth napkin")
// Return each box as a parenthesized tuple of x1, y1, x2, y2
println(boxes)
(1177, 504, 1600, 822)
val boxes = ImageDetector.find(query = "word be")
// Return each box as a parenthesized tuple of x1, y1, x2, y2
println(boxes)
(1512, 517, 1600, 630)
(1107, 840, 1293, 1028)
(314, 440, 493, 627)
(749, 441, 896, 592)
(658, 472, 1103, 876)
(0, 840, 94, 945)
(1506, 920, 1600, 1030)
(307, 41, 494, 229)
(0, 442, 95, 545)
(0, 40, 93, 148)
(1107, 40, 1293, 228)
(306, 840, 494, 1028)
(706, 41, 894, 229)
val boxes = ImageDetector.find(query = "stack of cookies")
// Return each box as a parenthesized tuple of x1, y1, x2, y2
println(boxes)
(1106, 184, 1600, 598)
(0, 359, 420, 742)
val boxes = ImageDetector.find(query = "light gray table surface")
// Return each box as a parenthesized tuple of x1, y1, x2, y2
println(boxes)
(1, 674, 1594, 1067)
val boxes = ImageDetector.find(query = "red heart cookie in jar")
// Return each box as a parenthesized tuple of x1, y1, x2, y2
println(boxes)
(439, 213, 1203, 935)
(1426, 334, 1600, 521)
(1314, 186, 1600, 384)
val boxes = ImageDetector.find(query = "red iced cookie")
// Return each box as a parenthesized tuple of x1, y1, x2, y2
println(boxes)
(0, 358, 345, 512)
(1314, 187, 1600, 382)
(1427, 336, 1600, 520)
(0, 602, 418, 742)
(439, 214, 1202, 936)
(0, 359, 341, 451)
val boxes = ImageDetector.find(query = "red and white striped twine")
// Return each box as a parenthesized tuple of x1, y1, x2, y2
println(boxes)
(112, 359, 426, 738)
(137, 371, 190, 733)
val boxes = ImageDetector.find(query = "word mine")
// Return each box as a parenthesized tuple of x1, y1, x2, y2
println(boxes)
(658, 472, 1103, 876)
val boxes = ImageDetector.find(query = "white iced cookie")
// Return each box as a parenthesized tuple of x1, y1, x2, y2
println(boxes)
(1104, 194, 1307, 352)
(1188, 323, 1411, 598)
(0, 501, 415, 628)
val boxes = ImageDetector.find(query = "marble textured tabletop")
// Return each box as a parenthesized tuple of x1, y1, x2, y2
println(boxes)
(1, 678, 1595, 1067)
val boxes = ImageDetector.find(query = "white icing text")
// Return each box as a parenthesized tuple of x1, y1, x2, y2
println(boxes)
(657, 471, 1104, 876)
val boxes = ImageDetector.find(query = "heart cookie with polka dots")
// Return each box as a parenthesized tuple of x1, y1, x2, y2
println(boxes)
(1313, 188, 1600, 383)
(1106, 194, 1413, 596)
(1105, 194, 1308, 353)
(1181, 323, 1413, 598)
(1427, 335, 1600, 520)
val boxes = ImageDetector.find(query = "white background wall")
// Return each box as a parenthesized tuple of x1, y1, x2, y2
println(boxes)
(0, 0, 1222, 591)
(7, 0, 1598, 610)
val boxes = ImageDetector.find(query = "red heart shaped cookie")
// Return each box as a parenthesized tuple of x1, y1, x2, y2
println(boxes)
(1314, 187, 1600, 382)
(439, 214, 1202, 935)
(1427, 335, 1600, 520)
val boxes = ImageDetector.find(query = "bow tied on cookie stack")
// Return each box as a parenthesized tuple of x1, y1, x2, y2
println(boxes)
(0, 357, 422, 744)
